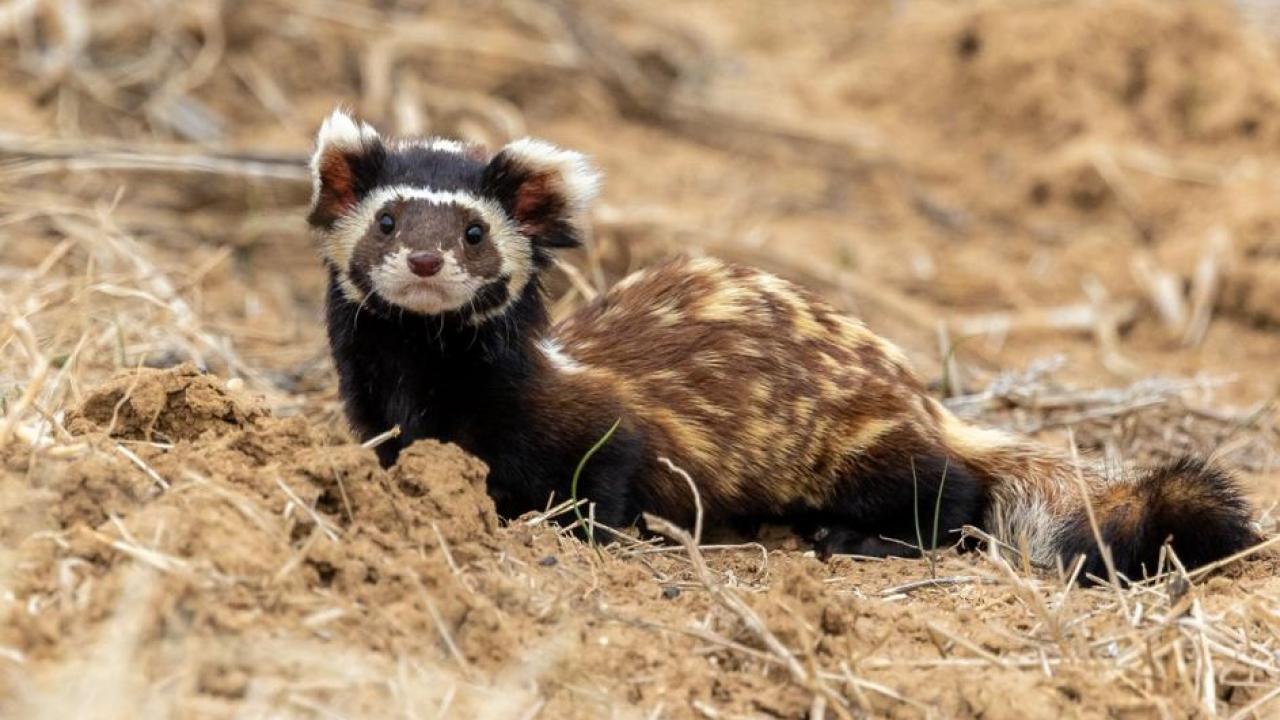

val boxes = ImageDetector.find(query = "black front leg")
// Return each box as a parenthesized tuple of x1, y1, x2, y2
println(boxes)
(373, 439, 403, 468)
(326, 279, 418, 468)
(575, 425, 648, 532)
(801, 451, 985, 561)
(492, 422, 648, 539)
(332, 350, 401, 467)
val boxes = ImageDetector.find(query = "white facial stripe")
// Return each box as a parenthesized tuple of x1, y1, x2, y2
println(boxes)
(440, 250, 464, 278)
(394, 137, 471, 154)
(490, 223, 533, 325)
(322, 185, 506, 270)
(336, 273, 368, 305)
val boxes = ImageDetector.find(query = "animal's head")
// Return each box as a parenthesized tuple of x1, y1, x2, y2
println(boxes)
(307, 109, 600, 322)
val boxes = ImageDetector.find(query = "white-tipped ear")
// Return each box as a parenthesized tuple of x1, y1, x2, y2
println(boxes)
(308, 108, 386, 228)
(313, 108, 382, 160)
(498, 138, 602, 215)
(481, 138, 601, 250)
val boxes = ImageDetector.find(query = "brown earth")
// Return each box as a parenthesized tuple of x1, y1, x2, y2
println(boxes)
(8, 365, 1276, 718)
(1, 0, 1279, 718)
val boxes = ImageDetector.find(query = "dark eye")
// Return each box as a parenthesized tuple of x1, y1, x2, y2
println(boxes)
(377, 212, 395, 235)
(464, 223, 485, 245)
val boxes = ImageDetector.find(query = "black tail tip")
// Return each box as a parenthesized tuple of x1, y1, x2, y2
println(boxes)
(1065, 456, 1259, 583)
(1144, 456, 1258, 567)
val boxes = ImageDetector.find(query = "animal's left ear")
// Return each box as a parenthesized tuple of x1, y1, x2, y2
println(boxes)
(482, 138, 601, 249)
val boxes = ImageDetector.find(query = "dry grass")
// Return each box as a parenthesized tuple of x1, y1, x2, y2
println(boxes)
(2, 0, 1280, 718)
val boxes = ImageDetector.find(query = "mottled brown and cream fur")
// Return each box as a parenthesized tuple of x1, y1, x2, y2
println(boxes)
(551, 257, 931, 520)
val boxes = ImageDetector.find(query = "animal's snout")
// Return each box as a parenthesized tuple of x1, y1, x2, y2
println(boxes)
(407, 251, 444, 277)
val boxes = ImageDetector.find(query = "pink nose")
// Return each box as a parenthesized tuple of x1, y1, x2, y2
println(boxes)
(407, 251, 444, 277)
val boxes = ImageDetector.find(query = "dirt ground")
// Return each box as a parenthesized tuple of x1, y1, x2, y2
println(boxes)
(2, 0, 1280, 717)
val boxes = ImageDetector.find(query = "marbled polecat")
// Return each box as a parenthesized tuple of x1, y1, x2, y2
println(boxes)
(309, 109, 1256, 581)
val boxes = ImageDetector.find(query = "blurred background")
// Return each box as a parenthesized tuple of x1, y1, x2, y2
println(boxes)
(3, 0, 1280, 406)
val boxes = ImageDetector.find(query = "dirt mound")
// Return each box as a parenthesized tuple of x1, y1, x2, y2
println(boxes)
(3, 367, 540, 715)
(6, 369, 825, 717)
(67, 364, 267, 442)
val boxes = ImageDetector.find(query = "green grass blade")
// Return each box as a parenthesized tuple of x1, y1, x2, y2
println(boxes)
(571, 417, 622, 546)
(931, 457, 951, 552)
(911, 456, 924, 558)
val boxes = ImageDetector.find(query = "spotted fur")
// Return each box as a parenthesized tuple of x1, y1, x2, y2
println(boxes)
(311, 111, 1257, 582)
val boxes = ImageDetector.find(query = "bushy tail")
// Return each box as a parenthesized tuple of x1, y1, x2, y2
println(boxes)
(1051, 456, 1257, 581)
(938, 409, 1257, 581)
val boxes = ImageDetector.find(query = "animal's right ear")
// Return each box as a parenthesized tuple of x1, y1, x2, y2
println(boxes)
(307, 109, 387, 228)
(481, 138, 601, 251)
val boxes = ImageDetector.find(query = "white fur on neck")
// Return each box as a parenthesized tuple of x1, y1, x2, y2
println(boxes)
(537, 337, 586, 374)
